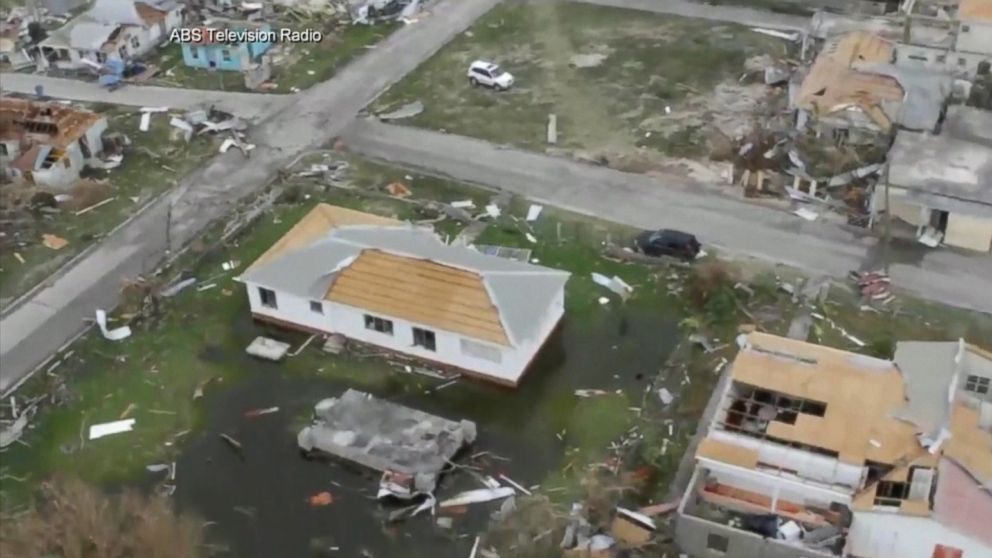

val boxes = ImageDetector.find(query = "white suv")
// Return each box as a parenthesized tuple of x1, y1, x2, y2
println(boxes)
(467, 60, 514, 91)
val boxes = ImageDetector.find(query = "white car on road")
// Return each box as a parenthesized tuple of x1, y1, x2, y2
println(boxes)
(467, 60, 514, 91)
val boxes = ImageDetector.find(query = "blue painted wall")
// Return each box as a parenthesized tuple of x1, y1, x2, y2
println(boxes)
(180, 24, 273, 71)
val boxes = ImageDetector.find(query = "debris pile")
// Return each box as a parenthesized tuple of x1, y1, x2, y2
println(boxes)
(297, 389, 477, 498)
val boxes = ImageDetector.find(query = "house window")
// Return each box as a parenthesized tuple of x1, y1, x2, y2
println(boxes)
(874, 480, 910, 507)
(958, 57, 967, 67)
(965, 374, 990, 395)
(221, 49, 232, 62)
(129, 35, 139, 49)
(190, 47, 200, 60)
(118, 45, 127, 59)
(936, 54, 946, 63)
(364, 315, 393, 335)
(0, 143, 7, 156)
(258, 287, 277, 309)
(460, 338, 502, 363)
(96, 52, 107, 63)
(961, 25, 970, 33)
(413, 327, 436, 352)
(309, 301, 323, 314)
(707, 533, 729, 554)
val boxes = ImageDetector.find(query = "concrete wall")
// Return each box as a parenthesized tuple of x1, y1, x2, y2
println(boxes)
(958, 20, 992, 56)
(944, 212, 992, 252)
(677, 512, 836, 558)
(894, 44, 989, 78)
(243, 280, 565, 385)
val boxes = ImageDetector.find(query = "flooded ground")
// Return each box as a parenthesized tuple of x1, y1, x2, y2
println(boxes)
(173, 302, 679, 557)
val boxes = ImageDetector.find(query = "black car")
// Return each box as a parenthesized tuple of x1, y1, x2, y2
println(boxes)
(633, 229, 701, 261)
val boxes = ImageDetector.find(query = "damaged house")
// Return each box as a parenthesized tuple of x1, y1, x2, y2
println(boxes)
(874, 105, 992, 252)
(676, 332, 992, 558)
(36, 0, 182, 70)
(237, 203, 570, 387)
(796, 32, 906, 144)
(0, 98, 108, 190)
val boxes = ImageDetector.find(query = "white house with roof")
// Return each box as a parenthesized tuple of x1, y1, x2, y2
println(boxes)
(37, 0, 182, 70)
(237, 204, 570, 387)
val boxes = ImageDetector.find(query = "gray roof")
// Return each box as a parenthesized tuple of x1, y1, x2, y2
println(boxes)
(89, 0, 145, 25)
(241, 225, 570, 346)
(943, 105, 992, 147)
(891, 341, 961, 437)
(888, 130, 992, 216)
(853, 62, 952, 132)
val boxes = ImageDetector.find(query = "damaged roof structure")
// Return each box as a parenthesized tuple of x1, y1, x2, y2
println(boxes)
(0, 98, 109, 190)
(675, 332, 992, 558)
(238, 204, 570, 387)
(37, 0, 183, 70)
(877, 105, 992, 252)
(795, 31, 952, 141)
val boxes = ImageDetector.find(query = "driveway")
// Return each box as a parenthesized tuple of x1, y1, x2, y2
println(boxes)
(0, 0, 503, 395)
(342, 119, 992, 315)
(0, 73, 287, 121)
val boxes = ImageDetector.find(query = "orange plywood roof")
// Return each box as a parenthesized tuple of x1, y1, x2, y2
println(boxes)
(797, 31, 903, 131)
(944, 402, 992, 486)
(247, 203, 400, 271)
(959, 0, 992, 21)
(729, 332, 920, 466)
(326, 250, 510, 346)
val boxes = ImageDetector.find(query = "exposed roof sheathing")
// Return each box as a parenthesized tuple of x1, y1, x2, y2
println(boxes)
(247, 203, 400, 271)
(959, 0, 992, 21)
(0, 98, 104, 149)
(241, 206, 569, 348)
(327, 250, 510, 346)
(797, 31, 904, 131)
(729, 332, 919, 466)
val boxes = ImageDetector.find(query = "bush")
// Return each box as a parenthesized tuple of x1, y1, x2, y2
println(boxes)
(0, 476, 204, 558)
(685, 261, 740, 325)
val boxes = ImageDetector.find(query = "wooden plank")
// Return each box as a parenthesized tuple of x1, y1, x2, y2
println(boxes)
(330, 270, 494, 310)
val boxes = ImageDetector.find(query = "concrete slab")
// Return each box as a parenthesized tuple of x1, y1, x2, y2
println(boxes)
(297, 389, 476, 493)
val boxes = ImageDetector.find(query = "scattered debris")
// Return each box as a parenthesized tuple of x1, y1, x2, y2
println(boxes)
(451, 200, 476, 209)
(751, 28, 799, 41)
(525, 233, 538, 244)
(41, 233, 68, 250)
(89, 418, 136, 440)
(485, 204, 501, 218)
(0, 411, 32, 449)
(307, 491, 334, 507)
(575, 389, 609, 398)
(145, 463, 170, 473)
(526, 204, 544, 222)
(378, 100, 424, 121)
(243, 406, 280, 418)
(322, 334, 346, 354)
(569, 53, 607, 68)
(95, 309, 132, 341)
(298, 390, 476, 499)
(657, 388, 674, 406)
(547, 113, 558, 145)
(793, 207, 819, 221)
(386, 181, 412, 198)
(439, 487, 515, 509)
(219, 433, 243, 454)
(245, 337, 291, 361)
(591, 273, 633, 300)
(74, 196, 116, 216)
(161, 277, 197, 297)
(498, 474, 532, 496)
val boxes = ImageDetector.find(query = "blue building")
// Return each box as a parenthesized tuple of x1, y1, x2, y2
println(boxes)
(180, 19, 272, 72)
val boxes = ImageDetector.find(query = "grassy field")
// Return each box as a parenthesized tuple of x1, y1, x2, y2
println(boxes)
(0, 106, 218, 308)
(151, 21, 397, 93)
(372, 0, 789, 171)
(3, 156, 990, 553)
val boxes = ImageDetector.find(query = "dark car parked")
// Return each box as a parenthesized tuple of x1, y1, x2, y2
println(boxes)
(633, 229, 701, 261)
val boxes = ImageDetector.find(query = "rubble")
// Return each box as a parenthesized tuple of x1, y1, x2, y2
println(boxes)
(245, 336, 291, 361)
(297, 389, 477, 498)
(88, 418, 135, 440)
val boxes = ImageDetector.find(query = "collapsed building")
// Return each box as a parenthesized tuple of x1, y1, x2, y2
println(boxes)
(872, 105, 992, 252)
(0, 98, 109, 190)
(676, 332, 992, 558)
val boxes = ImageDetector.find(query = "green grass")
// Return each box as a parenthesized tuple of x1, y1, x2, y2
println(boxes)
(0, 107, 218, 308)
(3, 156, 991, 522)
(150, 21, 397, 93)
(372, 0, 787, 163)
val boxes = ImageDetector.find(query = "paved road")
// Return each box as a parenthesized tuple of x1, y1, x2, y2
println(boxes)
(574, 0, 810, 31)
(0, 73, 287, 121)
(0, 0, 502, 395)
(342, 119, 992, 315)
